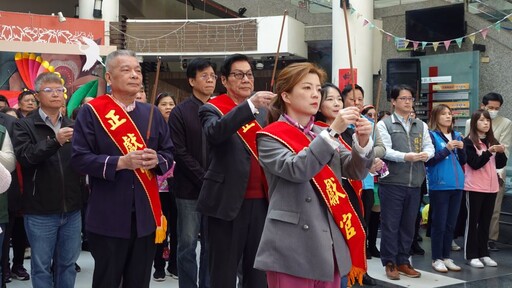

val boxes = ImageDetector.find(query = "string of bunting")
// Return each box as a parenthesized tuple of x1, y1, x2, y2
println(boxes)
(109, 19, 256, 42)
(109, 19, 257, 53)
(349, 5, 512, 52)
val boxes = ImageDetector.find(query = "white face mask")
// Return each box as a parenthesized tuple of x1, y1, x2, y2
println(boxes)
(488, 110, 498, 120)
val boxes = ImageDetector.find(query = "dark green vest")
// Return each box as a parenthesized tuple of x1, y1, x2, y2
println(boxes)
(379, 114, 426, 188)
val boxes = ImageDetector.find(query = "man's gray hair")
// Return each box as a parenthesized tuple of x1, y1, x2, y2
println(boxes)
(105, 50, 138, 72)
(34, 72, 63, 92)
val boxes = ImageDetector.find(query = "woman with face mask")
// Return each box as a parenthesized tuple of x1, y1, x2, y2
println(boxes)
(462, 92, 512, 252)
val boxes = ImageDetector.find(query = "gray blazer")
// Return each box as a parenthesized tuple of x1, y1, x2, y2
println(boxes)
(254, 122, 374, 282)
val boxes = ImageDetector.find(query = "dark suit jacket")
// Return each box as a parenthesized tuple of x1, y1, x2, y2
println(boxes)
(72, 101, 174, 238)
(197, 98, 267, 221)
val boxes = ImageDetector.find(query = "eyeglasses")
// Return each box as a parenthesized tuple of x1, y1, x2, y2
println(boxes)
(229, 71, 254, 80)
(39, 87, 66, 94)
(199, 74, 218, 81)
(396, 97, 414, 102)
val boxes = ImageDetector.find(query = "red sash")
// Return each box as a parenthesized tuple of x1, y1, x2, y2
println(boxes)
(88, 95, 167, 244)
(315, 122, 364, 214)
(207, 94, 268, 195)
(259, 121, 366, 285)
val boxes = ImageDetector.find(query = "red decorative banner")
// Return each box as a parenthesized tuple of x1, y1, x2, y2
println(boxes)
(0, 11, 104, 45)
(338, 68, 358, 90)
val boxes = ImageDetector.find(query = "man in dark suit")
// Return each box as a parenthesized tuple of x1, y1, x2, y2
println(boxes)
(197, 54, 276, 288)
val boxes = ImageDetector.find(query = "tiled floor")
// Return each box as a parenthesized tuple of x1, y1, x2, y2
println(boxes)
(5, 251, 179, 288)
(358, 231, 512, 288)
(6, 229, 512, 287)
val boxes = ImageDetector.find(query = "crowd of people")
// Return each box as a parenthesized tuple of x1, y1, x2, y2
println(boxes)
(0, 49, 510, 288)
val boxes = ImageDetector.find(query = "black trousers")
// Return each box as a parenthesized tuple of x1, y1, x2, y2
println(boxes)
(207, 199, 267, 288)
(2, 214, 28, 272)
(153, 192, 178, 273)
(88, 217, 156, 288)
(464, 191, 496, 260)
(362, 188, 375, 232)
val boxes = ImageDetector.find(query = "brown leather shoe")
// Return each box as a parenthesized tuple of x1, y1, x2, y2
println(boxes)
(397, 263, 421, 278)
(385, 263, 400, 280)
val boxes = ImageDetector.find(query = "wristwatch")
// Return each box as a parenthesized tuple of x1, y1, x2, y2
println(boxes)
(326, 128, 340, 138)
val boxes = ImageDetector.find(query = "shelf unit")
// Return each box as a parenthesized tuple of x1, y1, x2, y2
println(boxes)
(413, 51, 480, 133)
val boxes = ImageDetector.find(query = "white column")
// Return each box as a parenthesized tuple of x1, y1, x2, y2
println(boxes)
(79, 0, 119, 45)
(332, 0, 374, 105)
(78, 0, 94, 19)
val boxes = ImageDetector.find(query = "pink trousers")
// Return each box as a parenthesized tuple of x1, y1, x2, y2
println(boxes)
(266, 270, 341, 288)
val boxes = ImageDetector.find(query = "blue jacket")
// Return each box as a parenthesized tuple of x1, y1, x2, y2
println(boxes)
(426, 130, 466, 191)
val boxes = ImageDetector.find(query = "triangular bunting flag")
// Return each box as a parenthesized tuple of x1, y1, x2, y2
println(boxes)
(370, 24, 375, 29)
(357, 13, 362, 19)
(363, 19, 369, 27)
(413, 41, 419, 50)
(481, 28, 489, 39)
(432, 42, 439, 52)
(394, 37, 400, 47)
(404, 40, 410, 49)
(421, 41, 428, 50)
(469, 34, 476, 44)
(508, 16, 512, 22)
(455, 38, 463, 48)
(350, 7, 356, 15)
(387, 35, 392, 42)
(495, 23, 501, 31)
(443, 40, 451, 50)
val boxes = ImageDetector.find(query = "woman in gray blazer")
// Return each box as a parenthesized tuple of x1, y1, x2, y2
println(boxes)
(254, 63, 375, 288)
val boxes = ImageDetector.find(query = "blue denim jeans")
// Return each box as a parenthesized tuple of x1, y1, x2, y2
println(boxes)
(176, 198, 209, 288)
(429, 189, 462, 260)
(25, 211, 81, 288)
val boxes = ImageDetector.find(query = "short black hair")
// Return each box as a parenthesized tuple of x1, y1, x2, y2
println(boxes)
(0, 95, 9, 107)
(186, 58, 216, 79)
(341, 83, 364, 102)
(389, 84, 414, 100)
(482, 92, 503, 106)
(18, 89, 36, 102)
(220, 54, 252, 78)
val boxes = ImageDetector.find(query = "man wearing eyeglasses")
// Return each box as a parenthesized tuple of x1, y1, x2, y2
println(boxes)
(197, 54, 276, 288)
(13, 72, 83, 288)
(168, 58, 216, 287)
(376, 84, 434, 281)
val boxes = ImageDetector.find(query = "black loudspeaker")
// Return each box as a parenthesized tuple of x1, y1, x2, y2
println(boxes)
(473, 44, 486, 52)
(386, 58, 421, 101)
(340, 0, 350, 8)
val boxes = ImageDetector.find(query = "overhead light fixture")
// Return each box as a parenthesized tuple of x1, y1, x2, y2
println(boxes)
(74, 4, 79, 18)
(93, 0, 103, 19)
(181, 59, 188, 70)
(238, 7, 247, 17)
(55, 12, 66, 23)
